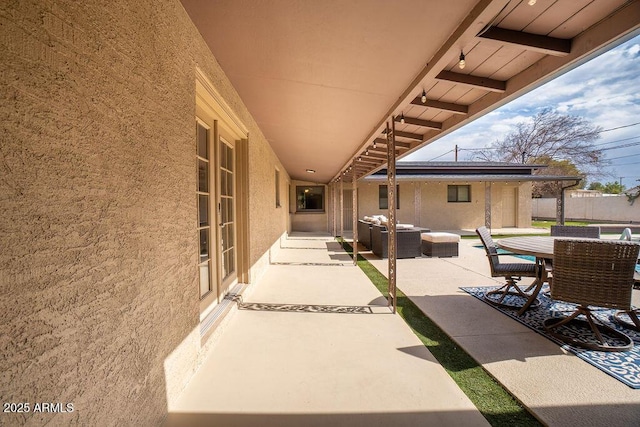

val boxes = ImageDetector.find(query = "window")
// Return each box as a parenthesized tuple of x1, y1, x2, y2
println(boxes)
(196, 122, 213, 298)
(378, 185, 400, 209)
(448, 185, 471, 202)
(296, 186, 324, 212)
(275, 169, 281, 208)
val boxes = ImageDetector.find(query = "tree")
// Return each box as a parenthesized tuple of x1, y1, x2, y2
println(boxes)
(472, 109, 605, 177)
(531, 156, 584, 198)
(588, 181, 626, 194)
(588, 182, 604, 191)
(603, 181, 626, 194)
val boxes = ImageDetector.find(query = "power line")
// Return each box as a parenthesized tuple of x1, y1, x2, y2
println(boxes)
(426, 149, 455, 162)
(594, 136, 640, 147)
(599, 141, 640, 151)
(607, 153, 640, 161)
(611, 160, 640, 166)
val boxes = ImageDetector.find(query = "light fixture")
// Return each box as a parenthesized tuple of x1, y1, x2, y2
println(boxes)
(458, 51, 466, 69)
(306, 169, 315, 174)
(421, 89, 427, 103)
(528, 0, 536, 5)
(373, 140, 377, 149)
(365, 148, 369, 155)
(400, 113, 405, 124)
(358, 156, 362, 161)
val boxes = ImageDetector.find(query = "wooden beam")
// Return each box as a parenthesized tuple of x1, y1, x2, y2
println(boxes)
(394, 116, 442, 130)
(394, 130, 423, 141)
(410, 97, 468, 114)
(365, 152, 390, 159)
(435, 70, 506, 92)
(478, 26, 571, 57)
(358, 158, 381, 166)
(374, 138, 411, 149)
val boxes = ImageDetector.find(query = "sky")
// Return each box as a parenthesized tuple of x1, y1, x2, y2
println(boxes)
(401, 33, 640, 190)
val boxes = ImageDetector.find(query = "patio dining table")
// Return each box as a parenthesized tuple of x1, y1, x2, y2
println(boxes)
(496, 236, 640, 314)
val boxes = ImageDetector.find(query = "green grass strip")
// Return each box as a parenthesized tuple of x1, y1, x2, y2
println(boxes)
(339, 239, 541, 427)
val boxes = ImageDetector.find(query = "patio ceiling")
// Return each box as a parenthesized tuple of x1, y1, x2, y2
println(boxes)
(181, 0, 640, 184)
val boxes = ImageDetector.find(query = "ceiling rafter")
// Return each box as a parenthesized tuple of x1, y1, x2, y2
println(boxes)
(393, 116, 442, 130)
(478, 26, 572, 57)
(409, 97, 468, 114)
(435, 70, 506, 92)
(373, 138, 412, 149)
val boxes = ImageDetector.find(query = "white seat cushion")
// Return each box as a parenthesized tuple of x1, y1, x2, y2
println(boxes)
(421, 232, 460, 243)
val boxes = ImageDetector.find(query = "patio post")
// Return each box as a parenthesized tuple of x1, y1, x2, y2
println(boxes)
(332, 181, 338, 237)
(387, 120, 397, 314)
(485, 182, 492, 230)
(556, 181, 565, 225)
(340, 178, 344, 243)
(352, 158, 358, 265)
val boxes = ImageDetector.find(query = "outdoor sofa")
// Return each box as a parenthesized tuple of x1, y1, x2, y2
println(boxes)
(371, 224, 422, 259)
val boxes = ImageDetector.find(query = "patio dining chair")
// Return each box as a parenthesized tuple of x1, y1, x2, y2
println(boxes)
(543, 239, 639, 352)
(476, 226, 540, 311)
(550, 225, 600, 238)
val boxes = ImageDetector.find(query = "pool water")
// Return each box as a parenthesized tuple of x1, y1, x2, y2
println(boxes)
(474, 245, 640, 273)
(473, 245, 536, 262)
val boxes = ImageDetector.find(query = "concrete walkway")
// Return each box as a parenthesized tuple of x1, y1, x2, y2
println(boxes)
(165, 233, 489, 427)
(365, 237, 640, 426)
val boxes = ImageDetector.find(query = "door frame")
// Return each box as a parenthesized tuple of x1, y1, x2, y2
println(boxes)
(196, 68, 249, 316)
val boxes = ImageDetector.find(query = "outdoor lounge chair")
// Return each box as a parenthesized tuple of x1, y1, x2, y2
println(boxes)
(476, 226, 540, 311)
(543, 239, 639, 352)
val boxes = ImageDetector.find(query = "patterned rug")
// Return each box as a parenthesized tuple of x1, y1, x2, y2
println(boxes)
(461, 286, 640, 389)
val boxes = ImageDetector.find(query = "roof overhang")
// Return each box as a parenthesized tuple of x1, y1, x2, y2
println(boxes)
(363, 174, 582, 183)
(181, 0, 640, 184)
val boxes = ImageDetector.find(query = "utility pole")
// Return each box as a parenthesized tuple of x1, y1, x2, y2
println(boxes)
(455, 145, 458, 162)
(522, 151, 526, 163)
(619, 177, 624, 187)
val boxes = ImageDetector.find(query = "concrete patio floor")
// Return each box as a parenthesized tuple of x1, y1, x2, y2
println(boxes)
(165, 233, 489, 427)
(364, 235, 640, 426)
(166, 231, 640, 426)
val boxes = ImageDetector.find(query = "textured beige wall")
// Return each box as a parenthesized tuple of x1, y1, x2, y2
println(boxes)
(1, 0, 289, 425)
(357, 183, 418, 225)
(533, 193, 639, 222)
(356, 181, 531, 229)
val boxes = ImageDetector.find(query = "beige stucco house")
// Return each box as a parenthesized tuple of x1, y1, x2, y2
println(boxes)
(359, 162, 542, 230)
(2, 0, 638, 425)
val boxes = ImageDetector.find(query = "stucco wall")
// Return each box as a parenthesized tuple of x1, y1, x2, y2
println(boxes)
(1, 1, 289, 425)
(357, 182, 418, 225)
(532, 195, 640, 222)
(355, 181, 530, 230)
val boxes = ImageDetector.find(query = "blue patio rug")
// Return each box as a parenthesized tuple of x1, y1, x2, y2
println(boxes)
(461, 286, 640, 389)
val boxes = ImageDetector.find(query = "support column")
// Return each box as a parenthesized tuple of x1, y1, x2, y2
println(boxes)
(484, 182, 492, 230)
(556, 182, 565, 225)
(332, 183, 338, 237)
(387, 120, 397, 314)
(340, 179, 344, 240)
(352, 159, 358, 265)
(414, 183, 421, 227)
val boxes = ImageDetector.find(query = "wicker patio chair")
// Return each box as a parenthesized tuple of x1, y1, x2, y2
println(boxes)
(543, 239, 639, 352)
(476, 226, 540, 311)
(550, 225, 600, 238)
